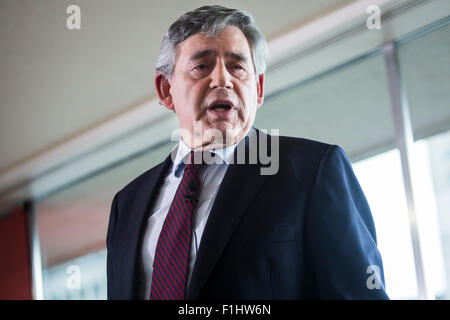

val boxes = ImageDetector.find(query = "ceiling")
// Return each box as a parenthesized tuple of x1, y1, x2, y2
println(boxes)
(0, 0, 351, 173)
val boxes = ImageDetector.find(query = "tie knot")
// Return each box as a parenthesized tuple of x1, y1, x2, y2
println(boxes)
(185, 151, 205, 172)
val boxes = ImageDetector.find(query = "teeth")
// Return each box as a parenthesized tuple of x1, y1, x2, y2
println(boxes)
(211, 104, 231, 111)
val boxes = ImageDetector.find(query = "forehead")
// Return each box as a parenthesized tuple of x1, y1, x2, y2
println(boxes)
(175, 25, 252, 62)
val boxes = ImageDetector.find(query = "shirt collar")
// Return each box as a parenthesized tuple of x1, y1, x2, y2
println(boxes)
(172, 127, 255, 178)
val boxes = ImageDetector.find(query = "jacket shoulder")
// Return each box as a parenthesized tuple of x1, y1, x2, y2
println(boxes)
(274, 135, 351, 182)
(277, 135, 336, 162)
(278, 135, 332, 153)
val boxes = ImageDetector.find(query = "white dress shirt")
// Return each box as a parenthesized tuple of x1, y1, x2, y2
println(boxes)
(136, 131, 251, 299)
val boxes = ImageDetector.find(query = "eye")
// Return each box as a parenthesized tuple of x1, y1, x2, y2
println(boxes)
(190, 63, 212, 79)
(194, 64, 208, 70)
(229, 64, 247, 79)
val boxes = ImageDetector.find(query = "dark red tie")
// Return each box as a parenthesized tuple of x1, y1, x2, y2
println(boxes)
(150, 151, 203, 300)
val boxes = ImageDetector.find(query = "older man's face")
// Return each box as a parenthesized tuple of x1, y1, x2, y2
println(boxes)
(156, 26, 264, 149)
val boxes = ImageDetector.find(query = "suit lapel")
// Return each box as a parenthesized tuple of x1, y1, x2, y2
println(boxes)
(119, 154, 173, 298)
(186, 130, 270, 299)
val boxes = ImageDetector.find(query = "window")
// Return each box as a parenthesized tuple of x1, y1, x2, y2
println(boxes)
(397, 21, 450, 299)
(422, 130, 450, 299)
(256, 53, 396, 161)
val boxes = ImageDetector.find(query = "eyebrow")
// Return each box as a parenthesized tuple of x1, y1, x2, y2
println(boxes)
(190, 49, 215, 61)
(226, 52, 248, 64)
(189, 50, 249, 64)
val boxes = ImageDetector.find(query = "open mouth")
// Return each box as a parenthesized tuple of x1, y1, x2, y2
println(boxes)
(210, 104, 231, 111)
(208, 100, 234, 112)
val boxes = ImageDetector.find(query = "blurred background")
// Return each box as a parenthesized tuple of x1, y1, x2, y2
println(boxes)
(0, 0, 449, 300)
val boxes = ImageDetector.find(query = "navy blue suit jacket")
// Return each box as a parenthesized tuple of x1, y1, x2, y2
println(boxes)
(106, 130, 389, 299)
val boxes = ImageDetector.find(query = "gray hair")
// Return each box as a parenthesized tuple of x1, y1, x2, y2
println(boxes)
(156, 5, 267, 79)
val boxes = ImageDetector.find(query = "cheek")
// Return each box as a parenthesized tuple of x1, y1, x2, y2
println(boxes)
(172, 85, 204, 112)
(239, 83, 258, 110)
(186, 82, 208, 104)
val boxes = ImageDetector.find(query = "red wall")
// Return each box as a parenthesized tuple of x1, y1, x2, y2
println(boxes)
(0, 206, 32, 299)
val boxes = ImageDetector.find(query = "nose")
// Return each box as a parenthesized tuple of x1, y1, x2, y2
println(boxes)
(209, 61, 233, 90)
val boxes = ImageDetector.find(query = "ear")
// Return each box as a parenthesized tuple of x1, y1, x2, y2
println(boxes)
(256, 73, 265, 108)
(155, 72, 174, 110)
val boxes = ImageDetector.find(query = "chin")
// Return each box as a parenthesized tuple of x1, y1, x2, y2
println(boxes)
(202, 123, 236, 146)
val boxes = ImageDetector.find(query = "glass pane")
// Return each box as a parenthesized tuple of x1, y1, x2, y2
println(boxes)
(398, 21, 450, 299)
(42, 250, 107, 300)
(255, 53, 396, 160)
(397, 22, 450, 140)
(413, 130, 450, 299)
(353, 149, 418, 299)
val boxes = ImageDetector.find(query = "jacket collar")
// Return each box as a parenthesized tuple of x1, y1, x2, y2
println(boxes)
(186, 128, 271, 299)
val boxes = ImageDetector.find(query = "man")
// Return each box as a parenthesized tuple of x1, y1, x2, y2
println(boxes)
(107, 5, 389, 300)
